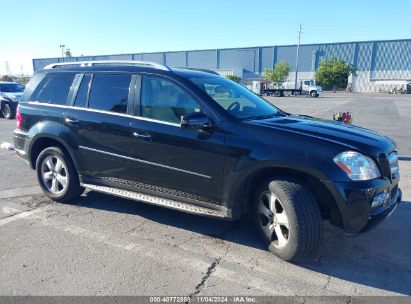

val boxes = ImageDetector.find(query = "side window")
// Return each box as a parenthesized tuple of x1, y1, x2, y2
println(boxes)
(31, 74, 75, 105)
(73, 75, 91, 108)
(88, 74, 131, 113)
(141, 76, 201, 124)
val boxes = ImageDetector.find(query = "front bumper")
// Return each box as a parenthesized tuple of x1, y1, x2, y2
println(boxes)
(362, 188, 402, 232)
(325, 176, 402, 233)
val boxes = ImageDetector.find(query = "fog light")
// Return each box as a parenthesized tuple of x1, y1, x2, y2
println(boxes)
(371, 190, 390, 208)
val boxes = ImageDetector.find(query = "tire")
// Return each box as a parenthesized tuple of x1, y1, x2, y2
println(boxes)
(310, 90, 318, 98)
(35, 147, 84, 203)
(274, 90, 281, 97)
(253, 177, 322, 261)
(1, 102, 15, 119)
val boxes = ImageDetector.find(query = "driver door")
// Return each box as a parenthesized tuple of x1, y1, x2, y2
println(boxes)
(128, 75, 226, 203)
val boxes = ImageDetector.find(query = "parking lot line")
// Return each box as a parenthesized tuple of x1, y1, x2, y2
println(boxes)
(0, 206, 47, 226)
(0, 186, 42, 199)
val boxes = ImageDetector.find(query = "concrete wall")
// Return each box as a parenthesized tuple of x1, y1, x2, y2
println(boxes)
(33, 39, 411, 92)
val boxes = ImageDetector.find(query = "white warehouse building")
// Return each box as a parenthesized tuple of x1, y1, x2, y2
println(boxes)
(33, 39, 411, 93)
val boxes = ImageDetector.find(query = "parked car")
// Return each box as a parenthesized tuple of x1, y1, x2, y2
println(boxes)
(13, 61, 402, 261)
(0, 81, 25, 119)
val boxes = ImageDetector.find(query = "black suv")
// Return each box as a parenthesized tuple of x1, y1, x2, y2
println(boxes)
(13, 61, 402, 261)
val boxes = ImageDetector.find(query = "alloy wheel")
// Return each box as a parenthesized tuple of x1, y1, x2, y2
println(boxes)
(40, 155, 68, 195)
(258, 190, 290, 249)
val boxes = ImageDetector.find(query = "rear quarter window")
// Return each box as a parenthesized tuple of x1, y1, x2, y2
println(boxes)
(31, 74, 75, 105)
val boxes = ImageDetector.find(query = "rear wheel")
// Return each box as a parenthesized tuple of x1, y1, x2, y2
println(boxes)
(1, 102, 15, 119)
(253, 177, 323, 261)
(36, 147, 84, 203)
(273, 90, 282, 97)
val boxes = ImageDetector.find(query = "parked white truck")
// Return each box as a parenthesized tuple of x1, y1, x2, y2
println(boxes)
(251, 79, 322, 97)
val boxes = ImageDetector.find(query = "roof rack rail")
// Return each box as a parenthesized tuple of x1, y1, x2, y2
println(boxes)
(43, 60, 171, 71)
(182, 68, 220, 75)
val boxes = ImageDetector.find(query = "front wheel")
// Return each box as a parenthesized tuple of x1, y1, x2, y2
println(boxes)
(253, 178, 323, 261)
(36, 147, 84, 203)
(310, 90, 319, 97)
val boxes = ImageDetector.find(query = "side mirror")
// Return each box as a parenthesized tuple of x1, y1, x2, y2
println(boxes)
(181, 112, 211, 131)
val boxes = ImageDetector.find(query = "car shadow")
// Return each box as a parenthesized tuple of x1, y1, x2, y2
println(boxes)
(70, 190, 265, 249)
(70, 192, 411, 295)
(297, 201, 411, 295)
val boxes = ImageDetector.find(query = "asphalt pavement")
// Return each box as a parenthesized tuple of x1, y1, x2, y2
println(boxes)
(0, 93, 410, 300)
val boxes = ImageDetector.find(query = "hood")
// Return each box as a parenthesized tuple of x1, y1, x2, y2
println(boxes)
(247, 115, 395, 157)
(1, 92, 23, 102)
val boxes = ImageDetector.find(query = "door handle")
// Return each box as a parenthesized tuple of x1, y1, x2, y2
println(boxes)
(132, 131, 152, 141)
(65, 117, 79, 125)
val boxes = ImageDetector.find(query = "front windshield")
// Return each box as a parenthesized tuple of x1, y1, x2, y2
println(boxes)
(0, 83, 25, 93)
(189, 76, 283, 120)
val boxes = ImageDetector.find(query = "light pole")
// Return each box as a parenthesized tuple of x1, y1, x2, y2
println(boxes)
(294, 24, 302, 91)
(59, 44, 66, 58)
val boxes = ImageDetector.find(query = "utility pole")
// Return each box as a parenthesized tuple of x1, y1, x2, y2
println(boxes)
(5, 61, 10, 75)
(294, 24, 302, 91)
(59, 44, 66, 58)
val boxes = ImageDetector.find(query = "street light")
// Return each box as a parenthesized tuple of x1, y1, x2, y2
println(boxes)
(59, 44, 65, 58)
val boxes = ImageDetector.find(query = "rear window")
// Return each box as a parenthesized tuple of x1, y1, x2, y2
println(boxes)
(88, 74, 131, 113)
(31, 74, 75, 105)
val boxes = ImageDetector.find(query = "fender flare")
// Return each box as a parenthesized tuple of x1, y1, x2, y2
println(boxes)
(223, 160, 331, 218)
(27, 121, 80, 171)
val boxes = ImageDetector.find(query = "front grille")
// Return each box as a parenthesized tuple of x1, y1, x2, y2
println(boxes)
(388, 152, 399, 177)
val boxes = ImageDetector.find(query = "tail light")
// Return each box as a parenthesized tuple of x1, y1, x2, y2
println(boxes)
(16, 107, 22, 129)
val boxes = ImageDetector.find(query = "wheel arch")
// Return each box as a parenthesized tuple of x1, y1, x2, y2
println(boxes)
(230, 166, 343, 229)
(28, 135, 79, 173)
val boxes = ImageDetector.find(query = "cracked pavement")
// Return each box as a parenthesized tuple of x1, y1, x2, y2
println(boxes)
(0, 93, 411, 298)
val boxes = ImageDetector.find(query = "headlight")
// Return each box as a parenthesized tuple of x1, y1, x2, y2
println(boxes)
(333, 151, 380, 180)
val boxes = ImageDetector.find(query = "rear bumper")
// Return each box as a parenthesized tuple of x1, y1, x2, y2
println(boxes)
(13, 129, 30, 165)
(325, 176, 402, 233)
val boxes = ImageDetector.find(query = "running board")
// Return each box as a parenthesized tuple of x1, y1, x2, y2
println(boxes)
(81, 183, 229, 218)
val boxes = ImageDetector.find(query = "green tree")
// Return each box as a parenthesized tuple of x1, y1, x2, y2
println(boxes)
(263, 61, 291, 88)
(226, 74, 241, 83)
(1, 75, 14, 82)
(315, 57, 357, 92)
(65, 49, 72, 58)
(19, 75, 31, 84)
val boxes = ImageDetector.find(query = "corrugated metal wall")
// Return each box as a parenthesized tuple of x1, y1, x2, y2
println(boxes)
(33, 39, 411, 92)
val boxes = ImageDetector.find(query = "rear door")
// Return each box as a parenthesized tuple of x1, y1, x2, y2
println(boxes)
(65, 73, 136, 182)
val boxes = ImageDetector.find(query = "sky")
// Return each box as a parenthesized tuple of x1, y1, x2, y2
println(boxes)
(1, 0, 410, 75)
